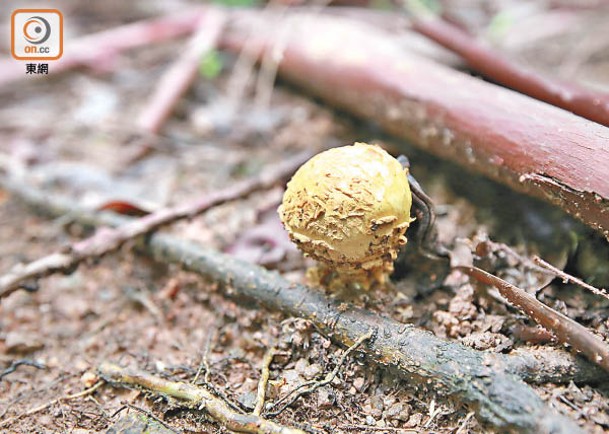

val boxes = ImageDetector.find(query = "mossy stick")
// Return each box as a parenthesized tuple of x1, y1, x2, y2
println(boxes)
(98, 363, 306, 434)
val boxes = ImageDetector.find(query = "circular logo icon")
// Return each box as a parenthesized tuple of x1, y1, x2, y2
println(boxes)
(22, 16, 51, 45)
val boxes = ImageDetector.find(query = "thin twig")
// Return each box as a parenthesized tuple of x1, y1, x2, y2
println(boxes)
(455, 411, 476, 434)
(0, 381, 104, 429)
(253, 9, 289, 111)
(204, 335, 214, 385)
(0, 151, 310, 299)
(190, 340, 247, 416)
(253, 0, 332, 111)
(192, 329, 222, 410)
(266, 331, 373, 416)
(0, 373, 69, 419)
(123, 401, 181, 434)
(458, 265, 609, 372)
(338, 425, 416, 432)
(127, 286, 164, 324)
(98, 363, 306, 434)
(423, 399, 442, 428)
(254, 347, 276, 416)
(0, 359, 45, 381)
(193, 331, 215, 385)
(533, 256, 609, 302)
(110, 404, 128, 419)
(137, 9, 225, 134)
(479, 239, 556, 277)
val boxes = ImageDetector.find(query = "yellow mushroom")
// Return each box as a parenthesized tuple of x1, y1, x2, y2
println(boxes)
(278, 142, 413, 289)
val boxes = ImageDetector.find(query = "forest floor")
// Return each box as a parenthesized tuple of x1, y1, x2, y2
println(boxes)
(1, 1, 609, 433)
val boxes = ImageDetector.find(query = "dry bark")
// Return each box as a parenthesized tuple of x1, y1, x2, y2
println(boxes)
(4, 179, 606, 433)
(220, 11, 609, 240)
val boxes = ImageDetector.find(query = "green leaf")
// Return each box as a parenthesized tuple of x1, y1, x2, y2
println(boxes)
(487, 11, 514, 41)
(199, 50, 223, 79)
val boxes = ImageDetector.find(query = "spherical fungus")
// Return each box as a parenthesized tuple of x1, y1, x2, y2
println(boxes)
(279, 143, 413, 288)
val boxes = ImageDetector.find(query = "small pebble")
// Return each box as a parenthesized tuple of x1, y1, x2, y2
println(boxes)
(303, 363, 322, 379)
(238, 391, 257, 410)
(294, 358, 309, 374)
(370, 395, 384, 418)
(80, 371, 99, 388)
(386, 402, 410, 422)
(317, 388, 333, 408)
(353, 377, 365, 391)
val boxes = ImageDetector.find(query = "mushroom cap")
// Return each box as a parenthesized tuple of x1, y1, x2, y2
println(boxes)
(279, 143, 413, 279)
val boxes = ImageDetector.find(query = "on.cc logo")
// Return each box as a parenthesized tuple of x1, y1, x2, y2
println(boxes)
(11, 9, 63, 61)
(22, 16, 52, 45)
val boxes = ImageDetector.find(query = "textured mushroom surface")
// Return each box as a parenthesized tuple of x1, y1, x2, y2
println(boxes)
(279, 143, 413, 287)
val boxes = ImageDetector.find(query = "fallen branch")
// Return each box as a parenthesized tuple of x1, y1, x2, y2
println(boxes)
(136, 8, 226, 135)
(5, 181, 604, 433)
(404, 8, 609, 127)
(459, 265, 609, 372)
(0, 151, 310, 299)
(148, 240, 585, 434)
(98, 363, 306, 434)
(220, 11, 609, 239)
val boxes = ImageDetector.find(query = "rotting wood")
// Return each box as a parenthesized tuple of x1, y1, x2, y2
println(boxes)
(220, 11, 609, 240)
(3, 179, 603, 433)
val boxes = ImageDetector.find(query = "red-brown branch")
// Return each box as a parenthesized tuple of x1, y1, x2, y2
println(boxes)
(409, 16, 609, 128)
(220, 11, 609, 239)
(0, 151, 310, 299)
(459, 265, 609, 373)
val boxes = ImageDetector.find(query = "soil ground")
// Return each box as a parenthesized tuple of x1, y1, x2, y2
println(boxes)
(1, 1, 609, 433)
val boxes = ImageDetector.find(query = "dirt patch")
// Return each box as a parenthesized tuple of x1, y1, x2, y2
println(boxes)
(1, 1, 609, 433)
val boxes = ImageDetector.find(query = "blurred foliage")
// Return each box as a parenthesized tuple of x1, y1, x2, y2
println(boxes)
(406, 0, 441, 15)
(370, 0, 397, 10)
(487, 11, 514, 41)
(199, 50, 223, 79)
(418, 0, 440, 14)
(211, 0, 258, 7)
